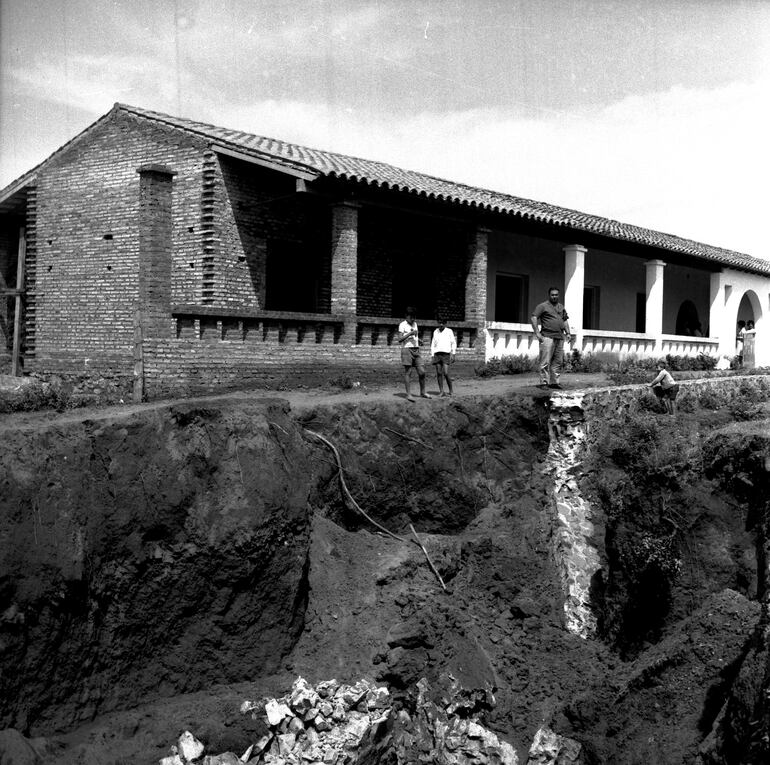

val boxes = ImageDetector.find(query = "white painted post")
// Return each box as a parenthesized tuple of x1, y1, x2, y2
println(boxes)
(709, 271, 731, 360)
(563, 244, 586, 351)
(645, 259, 666, 354)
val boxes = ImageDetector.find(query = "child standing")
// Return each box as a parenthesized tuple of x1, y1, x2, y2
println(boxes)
(397, 307, 431, 402)
(648, 361, 678, 415)
(430, 317, 457, 397)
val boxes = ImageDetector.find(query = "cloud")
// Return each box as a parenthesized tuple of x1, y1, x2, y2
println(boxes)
(4, 45, 769, 261)
(206, 77, 770, 258)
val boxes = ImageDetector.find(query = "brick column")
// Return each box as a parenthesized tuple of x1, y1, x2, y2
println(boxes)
(563, 244, 586, 348)
(331, 202, 359, 340)
(466, 227, 489, 361)
(136, 164, 176, 339)
(645, 259, 666, 351)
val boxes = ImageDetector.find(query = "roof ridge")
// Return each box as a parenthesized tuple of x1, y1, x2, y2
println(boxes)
(1, 103, 768, 275)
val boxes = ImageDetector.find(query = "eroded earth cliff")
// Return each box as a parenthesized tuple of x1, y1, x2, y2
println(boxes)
(0, 376, 769, 764)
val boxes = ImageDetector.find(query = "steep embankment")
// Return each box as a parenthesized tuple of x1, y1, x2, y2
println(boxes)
(0, 378, 769, 764)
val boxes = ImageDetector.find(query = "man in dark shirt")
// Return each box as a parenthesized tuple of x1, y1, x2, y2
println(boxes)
(531, 287, 572, 389)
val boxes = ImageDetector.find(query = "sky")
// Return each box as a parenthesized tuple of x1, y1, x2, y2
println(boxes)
(1, 0, 769, 258)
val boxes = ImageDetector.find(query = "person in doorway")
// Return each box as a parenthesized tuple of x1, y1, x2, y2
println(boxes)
(531, 287, 572, 390)
(736, 320, 746, 366)
(431, 316, 457, 397)
(648, 360, 678, 415)
(398, 307, 431, 402)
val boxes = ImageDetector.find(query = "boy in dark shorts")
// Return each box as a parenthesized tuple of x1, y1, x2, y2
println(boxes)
(649, 360, 678, 415)
(430, 316, 457, 396)
(397, 308, 431, 402)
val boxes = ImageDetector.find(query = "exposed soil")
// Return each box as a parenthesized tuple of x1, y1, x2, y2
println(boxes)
(1, 373, 769, 764)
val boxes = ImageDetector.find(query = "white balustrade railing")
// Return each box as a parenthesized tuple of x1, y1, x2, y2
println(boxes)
(484, 322, 720, 361)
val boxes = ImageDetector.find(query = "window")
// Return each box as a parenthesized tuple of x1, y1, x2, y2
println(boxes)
(265, 239, 320, 312)
(583, 285, 600, 330)
(635, 293, 646, 333)
(495, 274, 529, 323)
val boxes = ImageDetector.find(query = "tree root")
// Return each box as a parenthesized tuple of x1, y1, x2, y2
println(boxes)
(304, 428, 447, 589)
(410, 524, 447, 591)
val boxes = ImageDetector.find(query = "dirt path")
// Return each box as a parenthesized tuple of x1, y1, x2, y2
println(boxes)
(0, 372, 610, 433)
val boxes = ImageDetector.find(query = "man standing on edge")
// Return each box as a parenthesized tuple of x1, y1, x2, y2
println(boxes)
(398, 307, 431, 402)
(531, 287, 572, 390)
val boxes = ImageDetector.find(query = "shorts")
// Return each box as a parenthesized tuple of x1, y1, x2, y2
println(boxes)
(653, 384, 679, 400)
(401, 346, 424, 373)
(432, 352, 451, 366)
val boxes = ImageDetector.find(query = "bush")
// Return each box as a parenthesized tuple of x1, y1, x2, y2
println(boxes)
(327, 374, 359, 390)
(698, 387, 729, 411)
(0, 380, 72, 414)
(565, 350, 612, 373)
(728, 399, 763, 421)
(474, 354, 535, 377)
(665, 353, 717, 371)
(606, 361, 656, 386)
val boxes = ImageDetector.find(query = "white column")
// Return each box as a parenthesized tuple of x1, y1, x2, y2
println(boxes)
(563, 244, 586, 348)
(645, 259, 666, 350)
(709, 271, 731, 358)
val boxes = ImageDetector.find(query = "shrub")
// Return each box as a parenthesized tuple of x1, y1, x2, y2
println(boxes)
(0, 380, 72, 414)
(698, 387, 729, 410)
(606, 362, 654, 386)
(676, 390, 697, 413)
(665, 353, 717, 371)
(728, 399, 762, 421)
(327, 374, 359, 390)
(474, 354, 535, 377)
(566, 349, 607, 373)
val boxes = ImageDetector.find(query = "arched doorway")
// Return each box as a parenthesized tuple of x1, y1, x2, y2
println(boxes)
(735, 290, 762, 368)
(675, 300, 701, 336)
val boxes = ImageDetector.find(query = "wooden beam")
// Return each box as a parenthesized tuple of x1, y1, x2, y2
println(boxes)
(11, 227, 26, 376)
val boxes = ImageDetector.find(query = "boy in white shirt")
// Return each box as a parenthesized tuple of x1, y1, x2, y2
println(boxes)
(431, 316, 457, 397)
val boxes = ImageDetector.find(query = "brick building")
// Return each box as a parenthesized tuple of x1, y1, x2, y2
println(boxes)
(1, 103, 769, 399)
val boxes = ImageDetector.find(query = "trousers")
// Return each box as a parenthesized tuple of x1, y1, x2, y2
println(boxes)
(538, 336, 564, 385)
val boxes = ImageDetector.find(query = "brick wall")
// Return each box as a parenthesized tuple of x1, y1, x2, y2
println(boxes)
(142, 333, 480, 398)
(27, 109, 206, 374)
(137, 165, 175, 339)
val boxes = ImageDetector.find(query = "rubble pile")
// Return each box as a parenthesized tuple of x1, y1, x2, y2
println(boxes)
(360, 677, 519, 765)
(159, 677, 525, 765)
(526, 726, 582, 765)
(161, 677, 390, 765)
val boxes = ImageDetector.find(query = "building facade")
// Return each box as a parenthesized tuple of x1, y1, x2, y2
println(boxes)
(1, 104, 768, 399)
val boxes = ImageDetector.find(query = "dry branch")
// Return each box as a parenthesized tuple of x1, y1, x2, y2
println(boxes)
(383, 427, 434, 450)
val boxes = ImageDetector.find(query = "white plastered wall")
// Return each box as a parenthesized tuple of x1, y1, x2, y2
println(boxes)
(709, 268, 770, 366)
(487, 231, 566, 319)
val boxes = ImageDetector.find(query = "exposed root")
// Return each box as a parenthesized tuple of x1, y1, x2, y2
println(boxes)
(410, 523, 447, 591)
(304, 429, 407, 544)
(383, 427, 434, 450)
(304, 428, 447, 590)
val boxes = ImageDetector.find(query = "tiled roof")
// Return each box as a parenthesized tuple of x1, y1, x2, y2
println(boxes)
(3, 103, 770, 276)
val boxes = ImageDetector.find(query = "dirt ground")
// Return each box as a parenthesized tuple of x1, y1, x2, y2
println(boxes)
(1, 371, 768, 764)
